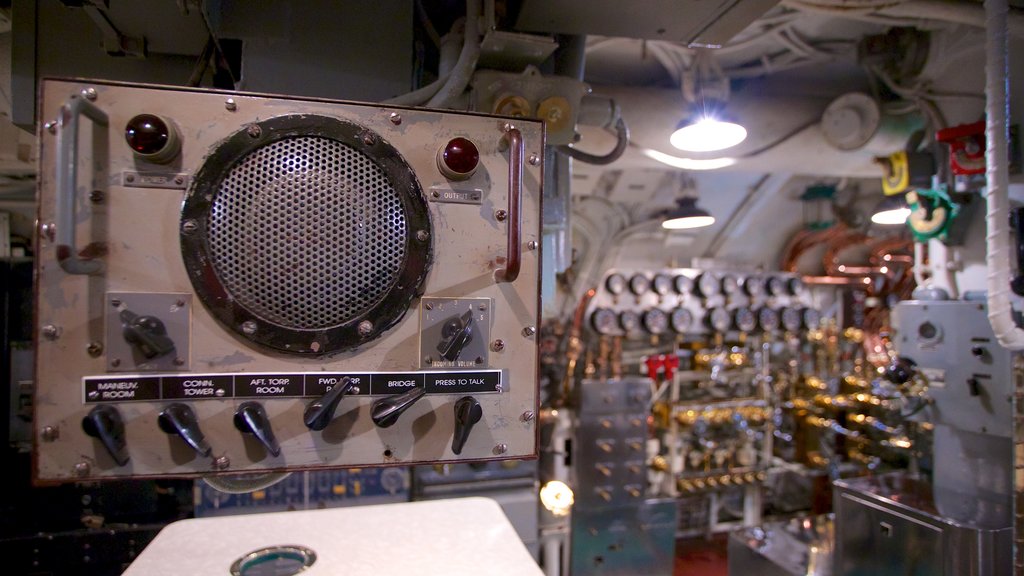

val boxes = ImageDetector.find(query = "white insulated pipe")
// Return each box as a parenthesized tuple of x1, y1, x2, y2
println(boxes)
(985, 0, 1024, 349)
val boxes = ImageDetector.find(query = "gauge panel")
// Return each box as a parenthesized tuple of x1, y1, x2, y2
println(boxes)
(742, 276, 765, 298)
(606, 273, 627, 295)
(721, 274, 740, 296)
(803, 308, 822, 329)
(734, 307, 757, 332)
(674, 275, 693, 295)
(670, 308, 693, 332)
(696, 273, 720, 298)
(767, 276, 788, 297)
(781, 307, 802, 332)
(591, 308, 617, 335)
(629, 274, 651, 296)
(652, 274, 673, 296)
(707, 307, 732, 332)
(619, 310, 641, 332)
(758, 308, 780, 332)
(643, 309, 669, 335)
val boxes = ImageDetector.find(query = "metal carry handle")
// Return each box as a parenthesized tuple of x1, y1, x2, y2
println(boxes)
(495, 126, 523, 283)
(55, 95, 108, 275)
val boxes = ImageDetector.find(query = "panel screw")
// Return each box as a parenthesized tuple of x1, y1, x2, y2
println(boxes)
(175, 299, 186, 307)
(358, 320, 373, 336)
(503, 122, 515, 132)
(125, 173, 135, 183)
(431, 190, 441, 199)
(521, 411, 535, 422)
(424, 302, 433, 310)
(225, 98, 237, 111)
(88, 190, 104, 203)
(44, 121, 57, 134)
(475, 357, 483, 364)
(174, 357, 185, 366)
(110, 299, 122, 307)
(181, 219, 198, 234)
(522, 326, 536, 337)
(111, 358, 121, 367)
(86, 342, 103, 357)
(495, 209, 508, 221)
(491, 339, 505, 352)
(416, 230, 429, 242)
(493, 443, 508, 455)
(41, 426, 59, 442)
(362, 133, 375, 146)
(41, 324, 60, 340)
(529, 154, 540, 166)
(241, 321, 257, 335)
(389, 112, 402, 125)
(213, 456, 230, 470)
(479, 303, 487, 310)
(424, 356, 433, 364)
(81, 87, 98, 101)
(74, 461, 91, 476)
(215, 388, 226, 397)
(40, 222, 56, 241)
(527, 240, 538, 250)
(174, 176, 184, 185)
(247, 124, 262, 138)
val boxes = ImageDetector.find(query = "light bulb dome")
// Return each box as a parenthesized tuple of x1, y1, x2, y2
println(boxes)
(670, 117, 747, 153)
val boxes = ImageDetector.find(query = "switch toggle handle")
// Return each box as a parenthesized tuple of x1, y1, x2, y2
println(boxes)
(82, 405, 130, 466)
(120, 309, 176, 359)
(451, 396, 483, 455)
(437, 310, 475, 361)
(234, 401, 281, 457)
(158, 403, 212, 457)
(371, 387, 426, 428)
(303, 377, 357, 431)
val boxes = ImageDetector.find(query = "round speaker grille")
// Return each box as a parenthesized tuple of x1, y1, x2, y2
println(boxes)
(182, 114, 431, 356)
(209, 137, 407, 330)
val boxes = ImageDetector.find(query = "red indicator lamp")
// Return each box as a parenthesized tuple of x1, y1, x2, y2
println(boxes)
(125, 114, 181, 163)
(437, 137, 480, 180)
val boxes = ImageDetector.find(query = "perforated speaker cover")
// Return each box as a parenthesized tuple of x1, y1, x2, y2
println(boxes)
(181, 114, 432, 356)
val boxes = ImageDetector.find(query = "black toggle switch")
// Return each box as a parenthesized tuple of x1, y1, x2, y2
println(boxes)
(371, 387, 426, 428)
(121, 309, 176, 360)
(82, 405, 130, 466)
(967, 377, 982, 397)
(437, 310, 475, 361)
(234, 402, 281, 457)
(303, 377, 357, 431)
(158, 403, 211, 457)
(451, 396, 483, 455)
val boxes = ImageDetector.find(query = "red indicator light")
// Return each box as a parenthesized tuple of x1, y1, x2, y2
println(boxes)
(438, 137, 480, 180)
(125, 114, 180, 163)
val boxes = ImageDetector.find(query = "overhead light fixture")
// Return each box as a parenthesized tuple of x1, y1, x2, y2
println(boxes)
(670, 113, 748, 153)
(643, 149, 736, 171)
(871, 194, 911, 225)
(540, 480, 574, 517)
(662, 196, 715, 230)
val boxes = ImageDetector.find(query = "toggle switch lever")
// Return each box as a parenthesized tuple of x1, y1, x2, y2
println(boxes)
(451, 396, 483, 455)
(371, 387, 426, 428)
(82, 405, 130, 466)
(120, 308, 176, 359)
(437, 310, 475, 361)
(303, 377, 357, 431)
(234, 402, 281, 457)
(158, 403, 211, 457)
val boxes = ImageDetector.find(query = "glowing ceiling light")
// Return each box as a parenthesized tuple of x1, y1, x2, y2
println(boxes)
(643, 148, 736, 171)
(670, 116, 748, 153)
(540, 480, 574, 517)
(661, 197, 715, 230)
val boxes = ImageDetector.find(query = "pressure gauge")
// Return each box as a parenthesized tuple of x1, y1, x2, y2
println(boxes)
(721, 274, 740, 296)
(788, 277, 805, 296)
(696, 273, 720, 298)
(674, 275, 693, 295)
(758, 308, 781, 332)
(803, 308, 822, 329)
(706, 307, 732, 332)
(767, 275, 788, 297)
(734, 307, 757, 332)
(629, 274, 651, 296)
(652, 274, 673, 296)
(606, 273, 627, 295)
(619, 310, 641, 332)
(643, 309, 669, 335)
(670, 308, 693, 332)
(781, 307, 802, 332)
(742, 276, 765, 298)
(591, 308, 618, 335)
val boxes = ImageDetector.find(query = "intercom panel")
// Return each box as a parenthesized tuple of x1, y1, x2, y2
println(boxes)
(34, 79, 543, 482)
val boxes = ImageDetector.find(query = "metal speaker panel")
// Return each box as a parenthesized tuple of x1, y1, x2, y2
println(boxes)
(182, 114, 432, 356)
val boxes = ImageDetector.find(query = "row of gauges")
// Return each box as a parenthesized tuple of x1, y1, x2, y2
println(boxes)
(605, 272, 805, 299)
(591, 306, 822, 335)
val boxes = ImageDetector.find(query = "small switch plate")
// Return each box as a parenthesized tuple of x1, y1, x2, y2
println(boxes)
(419, 297, 491, 369)
(105, 292, 191, 372)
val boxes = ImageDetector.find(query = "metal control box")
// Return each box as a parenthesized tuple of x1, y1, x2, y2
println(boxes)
(34, 79, 543, 482)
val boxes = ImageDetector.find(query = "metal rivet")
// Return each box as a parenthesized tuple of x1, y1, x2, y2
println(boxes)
(181, 219, 198, 234)
(424, 356, 433, 364)
(110, 299, 122, 308)
(241, 321, 257, 335)
(81, 88, 97, 101)
(41, 426, 59, 442)
(86, 342, 103, 357)
(40, 222, 56, 241)
(521, 411, 535, 422)
(225, 98, 237, 111)
(528, 154, 540, 166)
(41, 324, 60, 340)
(495, 209, 508, 221)
(74, 461, 91, 476)
(491, 339, 505, 352)
(125, 173, 135, 183)
(522, 326, 536, 337)
(247, 124, 262, 138)
(215, 388, 226, 397)
(416, 230, 429, 242)
(213, 456, 230, 470)
(174, 176, 184, 185)
(363, 133, 375, 146)
(493, 443, 508, 455)
(527, 240, 538, 250)
(389, 112, 402, 125)
(424, 302, 433, 311)
(479, 303, 487, 310)
(44, 121, 57, 134)
(175, 299, 186, 307)
(174, 357, 185, 366)
(358, 320, 374, 336)
(310, 341, 321, 353)
(110, 358, 121, 367)
(89, 190, 104, 203)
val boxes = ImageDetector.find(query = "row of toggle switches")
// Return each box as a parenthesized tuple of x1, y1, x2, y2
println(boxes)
(80, 377, 485, 468)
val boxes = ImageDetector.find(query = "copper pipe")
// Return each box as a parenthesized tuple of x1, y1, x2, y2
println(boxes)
(802, 275, 871, 286)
